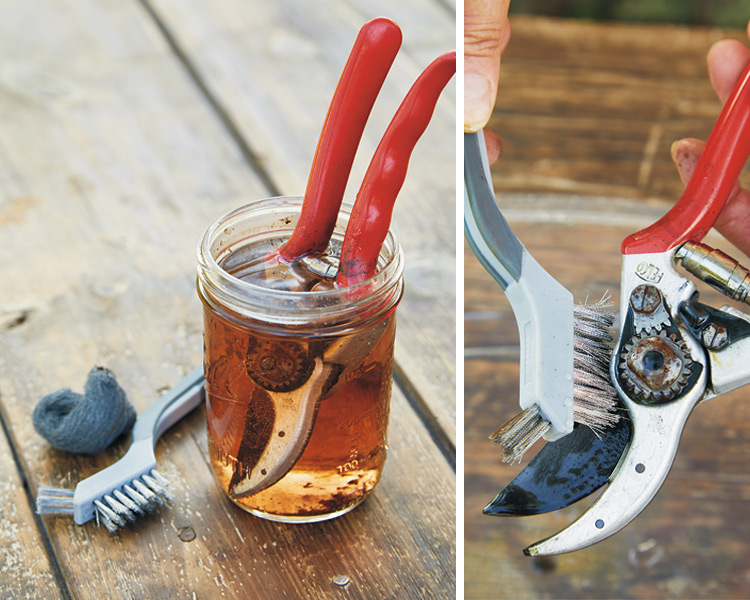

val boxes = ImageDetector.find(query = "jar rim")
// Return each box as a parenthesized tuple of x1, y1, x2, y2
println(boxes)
(197, 196, 404, 328)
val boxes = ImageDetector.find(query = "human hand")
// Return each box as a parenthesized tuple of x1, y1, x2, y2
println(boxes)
(464, 0, 510, 162)
(671, 22, 750, 256)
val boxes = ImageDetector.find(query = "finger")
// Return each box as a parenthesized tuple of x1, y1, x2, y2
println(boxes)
(707, 39, 750, 104)
(715, 186, 750, 257)
(484, 128, 503, 164)
(464, 0, 510, 132)
(670, 137, 705, 186)
(671, 137, 750, 257)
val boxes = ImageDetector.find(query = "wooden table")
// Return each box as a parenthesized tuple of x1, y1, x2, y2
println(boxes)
(0, 1, 455, 597)
(465, 16, 750, 600)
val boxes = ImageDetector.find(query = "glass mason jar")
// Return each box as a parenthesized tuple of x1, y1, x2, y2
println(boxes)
(196, 197, 404, 522)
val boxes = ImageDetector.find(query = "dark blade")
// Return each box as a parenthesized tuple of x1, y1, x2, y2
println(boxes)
(483, 416, 631, 516)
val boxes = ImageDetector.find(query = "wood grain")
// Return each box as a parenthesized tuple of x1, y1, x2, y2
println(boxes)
(24, 387, 453, 599)
(465, 360, 750, 600)
(0, 419, 61, 598)
(491, 16, 750, 201)
(144, 0, 458, 444)
(0, 0, 455, 597)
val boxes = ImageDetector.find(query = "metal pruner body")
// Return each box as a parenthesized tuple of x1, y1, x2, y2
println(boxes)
(522, 60, 750, 556)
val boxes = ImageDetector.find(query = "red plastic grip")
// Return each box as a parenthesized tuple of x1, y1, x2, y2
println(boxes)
(336, 51, 456, 287)
(277, 18, 402, 262)
(622, 60, 750, 255)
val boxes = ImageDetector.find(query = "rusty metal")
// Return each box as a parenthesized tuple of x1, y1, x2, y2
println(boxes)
(245, 339, 314, 393)
(630, 284, 662, 315)
(701, 322, 729, 351)
(620, 331, 691, 404)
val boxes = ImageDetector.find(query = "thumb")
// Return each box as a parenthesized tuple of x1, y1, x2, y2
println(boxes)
(670, 137, 706, 186)
(671, 137, 750, 257)
(706, 39, 750, 104)
(464, 0, 510, 132)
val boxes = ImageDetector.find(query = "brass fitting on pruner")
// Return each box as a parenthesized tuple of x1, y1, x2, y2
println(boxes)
(676, 241, 750, 304)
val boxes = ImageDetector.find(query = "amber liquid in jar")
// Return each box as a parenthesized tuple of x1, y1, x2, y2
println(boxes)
(203, 239, 395, 522)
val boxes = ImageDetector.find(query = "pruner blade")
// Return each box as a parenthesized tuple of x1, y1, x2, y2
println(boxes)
(524, 335, 706, 556)
(483, 417, 630, 517)
(523, 58, 750, 555)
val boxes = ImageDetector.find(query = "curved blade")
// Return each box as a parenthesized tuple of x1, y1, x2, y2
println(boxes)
(230, 321, 389, 498)
(229, 358, 326, 498)
(524, 373, 705, 556)
(484, 417, 631, 517)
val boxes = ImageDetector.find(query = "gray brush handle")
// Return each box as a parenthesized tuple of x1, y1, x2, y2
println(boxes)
(132, 365, 205, 445)
(463, 129, 576, 440)
(464, 131, 524, 289)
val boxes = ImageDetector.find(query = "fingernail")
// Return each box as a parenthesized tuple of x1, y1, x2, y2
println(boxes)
(670, 140, 692, 164)
(464, 73, 493, 132)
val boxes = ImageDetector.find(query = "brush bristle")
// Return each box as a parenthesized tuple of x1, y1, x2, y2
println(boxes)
(36, 469, 173, 533)
(94, 470, 173, 533)
(491, 294, 620, 463)
(572, 294, 620, 432)
(36, 487, 75, 515)
(489, 405, 550, 464)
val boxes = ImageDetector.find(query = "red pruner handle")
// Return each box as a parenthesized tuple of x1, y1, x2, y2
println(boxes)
(622, 60, 750, 255)
(336, 51, 456, 287)
(278, 18, 402, 261)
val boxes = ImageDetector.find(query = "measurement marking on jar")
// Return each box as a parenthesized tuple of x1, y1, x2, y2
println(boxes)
(336, 459, 359, 475)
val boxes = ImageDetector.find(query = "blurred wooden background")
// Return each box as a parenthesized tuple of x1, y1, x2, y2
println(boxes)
(465, 15, 750, 600)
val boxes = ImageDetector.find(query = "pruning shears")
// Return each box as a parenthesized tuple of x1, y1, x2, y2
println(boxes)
(485, 60, 750, 556)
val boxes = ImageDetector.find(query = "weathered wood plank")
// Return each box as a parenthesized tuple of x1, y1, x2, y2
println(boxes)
(144, 0, 458, 444)
(22, 385, 453, 599)
(492, 16, 749, 201)
(465, 359, 750, 600)
(0, 417, 62, 598)
(0, 0, 455, 597)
